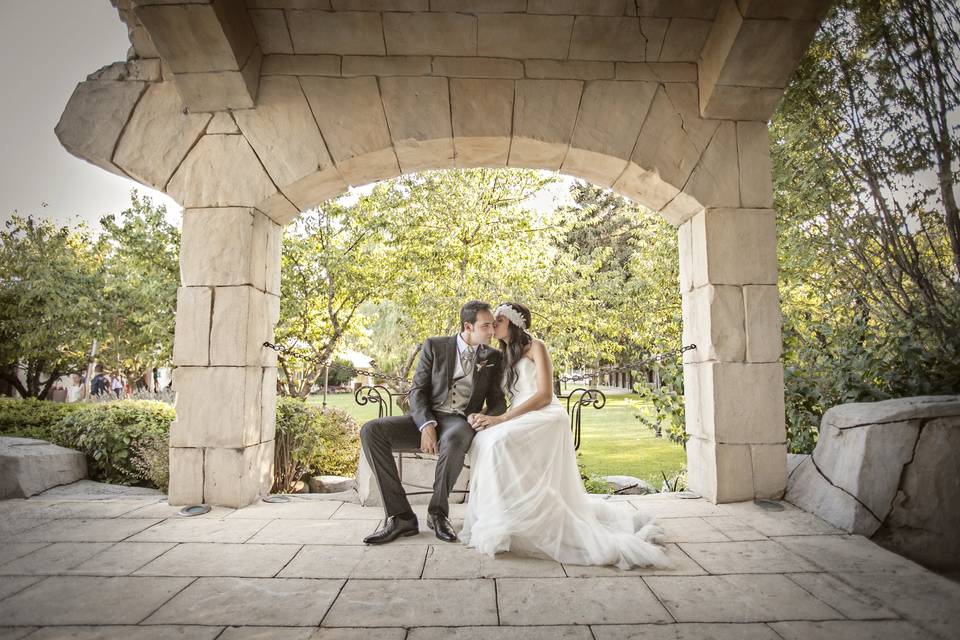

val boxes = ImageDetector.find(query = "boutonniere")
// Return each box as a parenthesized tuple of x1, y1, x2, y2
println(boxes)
(475, 359, 494, 372)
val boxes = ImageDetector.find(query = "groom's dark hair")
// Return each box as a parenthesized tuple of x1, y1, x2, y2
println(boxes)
(460, 300, 492, 330)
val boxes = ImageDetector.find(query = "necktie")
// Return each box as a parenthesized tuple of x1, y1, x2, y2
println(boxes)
(460, 346, 476, 374)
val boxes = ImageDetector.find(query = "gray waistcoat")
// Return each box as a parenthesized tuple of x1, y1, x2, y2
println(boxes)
(434, 362, 474, 415)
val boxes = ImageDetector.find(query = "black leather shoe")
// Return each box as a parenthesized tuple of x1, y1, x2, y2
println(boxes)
(427, 513, 457, 542)
(363, 515, 419, 544)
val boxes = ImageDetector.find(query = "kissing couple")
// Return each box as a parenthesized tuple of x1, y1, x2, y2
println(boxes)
(359, 300, 671, 570)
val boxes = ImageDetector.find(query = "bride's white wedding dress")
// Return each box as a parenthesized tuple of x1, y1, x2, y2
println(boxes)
(460, 357, 672, 569)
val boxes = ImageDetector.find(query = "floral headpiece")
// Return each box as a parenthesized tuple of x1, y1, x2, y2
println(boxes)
(494, 304, 527, 330)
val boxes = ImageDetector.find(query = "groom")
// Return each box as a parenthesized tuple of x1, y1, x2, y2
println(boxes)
(360, 300, 507, 544)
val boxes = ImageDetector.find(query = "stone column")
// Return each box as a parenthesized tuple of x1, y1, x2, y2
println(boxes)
(677, 121, 787, 503)
(167, 207, 282, 507)
(678, 207, 786, 502)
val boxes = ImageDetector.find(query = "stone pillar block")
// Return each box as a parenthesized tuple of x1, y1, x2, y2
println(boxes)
(686, 437, 754, 503)
(172, 286, 212, 366)
(209, 286, 280, 367)
(681, 284, 746, 363)
(677, 218, 696, 294)
(167, 447, 203, 506)
(686, 361, 786, 444)
(737, 121, 773, 208)
(180, 208, 274, 289)
(743, 284, 782, 362)
(204, 442, 275, 508)
(750, 442, 787, 499)
(170, 366, 274, 448)
(690, 208, 778, 287)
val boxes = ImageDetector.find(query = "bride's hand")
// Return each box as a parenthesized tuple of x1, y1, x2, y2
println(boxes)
(472, 414, 503, 430)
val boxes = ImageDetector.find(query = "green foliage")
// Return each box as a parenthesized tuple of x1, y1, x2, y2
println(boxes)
(577, 457, 611, 494)
(273, 397, 360, 492)
(771, 0, 960, 451)
(0, 398, 84, 438)
(0, 399, 174, 486)
(96, 192, 180, 382)
(52, 401, 175, 485)
(0, 216, 104, 398)
(634, 362, 688, 447)
(130, 431, 170, 492)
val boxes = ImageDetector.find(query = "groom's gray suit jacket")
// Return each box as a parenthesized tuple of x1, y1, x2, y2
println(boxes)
(408, 336, 508, 428)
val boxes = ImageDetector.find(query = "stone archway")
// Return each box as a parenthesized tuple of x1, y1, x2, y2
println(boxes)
(57, 0, 833, 507)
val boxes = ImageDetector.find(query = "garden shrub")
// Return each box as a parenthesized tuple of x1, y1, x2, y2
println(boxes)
(0, 398, 84, 440)
(53, 401, 174, 485)
(274, 397, 360, 493)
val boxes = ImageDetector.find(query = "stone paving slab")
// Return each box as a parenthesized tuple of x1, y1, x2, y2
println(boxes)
(678, 540, 820, 574)
(627, 496, 727, 518)
(659, 517, 730, 543)
(278, 544, 427, 579)
(224, 499, 341, 519)
(408, 626, 593, 640)
(590, 623, 782, 640)
(644, 574, 841, 622)
(699, 515, 769, 541)
(0, 500, 151, 519)
(785, 572, 898, 620)
(832, 568, 960, 639)
(128, 518, 271, 544)
(0, 542, 113, 575)
(560, 543, 707, 577)
(24, 625, 224, 639)
(144, 577, 344, 626)
(0, 543, 47, 566)
(322, 578, 498, 627)
(219, 628, 408, 640)
(17, 518, 162, 543)
(66, 542, 177, 576)
(768, 619, 931, 640)
(0, 576, 42, 601)
(422, 544, 566, 579)
(0, 519, 50, 540)
(772, 534, 926, 575)
(496, 577, 672, 625)
(0, 576, 192, 625)
(0, 627, 36, 640)
(713, 502, 842, 536)
(119, 502, 236, 519)
(134, 542, 300, 577)
(247, 519, 376, 545)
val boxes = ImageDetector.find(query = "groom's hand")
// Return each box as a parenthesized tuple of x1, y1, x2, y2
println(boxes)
(420, 424, 439, 455)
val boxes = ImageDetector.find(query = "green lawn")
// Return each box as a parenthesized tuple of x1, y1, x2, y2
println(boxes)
(307, 388, 686, 489)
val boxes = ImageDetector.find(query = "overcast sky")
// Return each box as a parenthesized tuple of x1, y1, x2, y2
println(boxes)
(0, 1, 179, 232)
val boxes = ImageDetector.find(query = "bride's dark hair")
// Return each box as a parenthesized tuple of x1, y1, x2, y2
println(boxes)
(496, 302, 533, 394)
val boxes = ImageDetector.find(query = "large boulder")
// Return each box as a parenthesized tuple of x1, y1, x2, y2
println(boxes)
(356, 450, 469, 507)
(0, 437, 87, 499)
(786, 396, 960, 572)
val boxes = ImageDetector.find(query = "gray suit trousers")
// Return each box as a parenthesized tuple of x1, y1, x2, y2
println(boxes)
(359, 412, 475, 518)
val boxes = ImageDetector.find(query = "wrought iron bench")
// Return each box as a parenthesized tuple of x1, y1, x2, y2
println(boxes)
(354, 382, 606, 496)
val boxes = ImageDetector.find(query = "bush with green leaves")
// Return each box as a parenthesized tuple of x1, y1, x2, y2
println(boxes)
(274, 397, 360, 493)
(52, 401, 175, 485)
(0, 398, 85, 439)
(633, 362, 687, 447)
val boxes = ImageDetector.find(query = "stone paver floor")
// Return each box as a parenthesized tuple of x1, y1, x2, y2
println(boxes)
(1, 493, 958, 639)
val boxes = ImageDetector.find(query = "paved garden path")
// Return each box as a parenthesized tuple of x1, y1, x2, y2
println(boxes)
(1, 493, 957, 639)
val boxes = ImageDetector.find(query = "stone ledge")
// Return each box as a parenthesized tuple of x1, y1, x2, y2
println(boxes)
(0, 437, 87, 500)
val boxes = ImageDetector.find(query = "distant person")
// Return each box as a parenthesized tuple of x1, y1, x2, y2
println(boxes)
(90, 366, 109, 397)
(111, 373, 123, 399)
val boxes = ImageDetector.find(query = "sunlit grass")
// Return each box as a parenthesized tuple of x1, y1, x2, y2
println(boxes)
(307, 387, 686, 489)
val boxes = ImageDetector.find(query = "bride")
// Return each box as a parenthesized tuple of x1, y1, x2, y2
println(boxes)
(461, 302, 672, 570)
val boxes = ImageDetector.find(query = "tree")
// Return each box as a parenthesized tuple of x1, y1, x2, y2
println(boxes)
(96, 193, 180, 388)
(771, 0, 960, 449)
(0, 215, 104, 399)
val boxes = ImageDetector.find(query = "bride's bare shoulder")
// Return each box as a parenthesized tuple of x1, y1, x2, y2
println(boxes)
(524, 339, 548, 361)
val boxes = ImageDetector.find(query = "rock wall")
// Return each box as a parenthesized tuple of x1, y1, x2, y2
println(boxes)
(786, 396, 960, 572)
